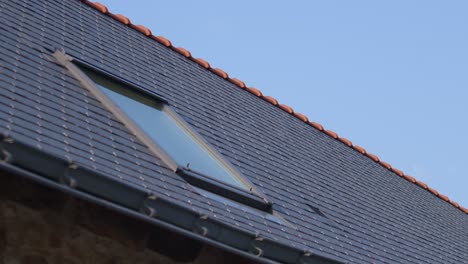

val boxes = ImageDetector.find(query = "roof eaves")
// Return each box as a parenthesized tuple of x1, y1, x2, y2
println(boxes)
(0, 133, 345, 264)
(79, 0, 467, 214)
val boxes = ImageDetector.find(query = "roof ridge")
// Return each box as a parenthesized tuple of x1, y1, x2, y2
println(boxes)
(80, 0, 468, 215)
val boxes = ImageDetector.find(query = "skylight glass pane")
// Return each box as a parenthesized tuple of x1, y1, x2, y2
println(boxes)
(94, 81, 247, 190)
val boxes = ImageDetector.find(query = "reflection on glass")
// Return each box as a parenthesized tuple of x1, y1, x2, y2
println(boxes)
(92, 76, 247, 190)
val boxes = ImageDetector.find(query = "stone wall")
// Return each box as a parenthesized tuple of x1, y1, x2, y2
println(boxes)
(0, 172, 255, 264)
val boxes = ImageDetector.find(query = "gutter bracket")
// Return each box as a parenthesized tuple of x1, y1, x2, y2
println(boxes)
(192, 214, 209, 236)
(249, 237, 264, 257)
(298, 252, 312, 264)
(140, 193, 158, 217)
(60, 163, 78, 188)
(0, 134, 14, 163)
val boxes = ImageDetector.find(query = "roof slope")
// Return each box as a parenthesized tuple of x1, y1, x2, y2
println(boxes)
(81, 1, 467, 216)
(0, 0, 466, 263)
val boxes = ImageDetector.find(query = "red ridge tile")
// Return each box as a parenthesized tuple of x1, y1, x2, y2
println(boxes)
(109, 14, 130, 25)
(174, 47, 191, 58)
(212, 68, 228, 79)
(262, 96, 278, 105)
(353, 145, 366, 154)
(293, 112, 308, 122)
(309, 122, 323, 131)
(278, 104, 294, 114)
(246, 87, 262, 97)
(324, 130, 338, 139)
(88, 1, 108, 13)
(438, 194, 449, 202)
(403, 174, 416, 183)
(151, 36, 172, 47)
(229, 78, 246, 88)
(461, 207, 468, 214)
(193, 58, 210, 69)
(366, 153, 379, 162)
(379, 161, 392, 170)
(131, 24, 151, 36)
(338, 137, 352, 147)
(449, 201, 460, 208)
(391, 168, 403, 177)
(428, 187, 439, 196)
(416, 181, 428, 189)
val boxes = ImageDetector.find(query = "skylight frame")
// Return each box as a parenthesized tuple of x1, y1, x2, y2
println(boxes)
(53, 50, 271, 211)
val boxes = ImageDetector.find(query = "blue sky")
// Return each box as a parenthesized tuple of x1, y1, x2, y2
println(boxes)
(98, 0, 468, 207)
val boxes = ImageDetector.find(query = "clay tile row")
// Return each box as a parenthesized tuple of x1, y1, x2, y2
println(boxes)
(131, 24, 152, 36)
(449, 200, 459, 208)
(438, 194, 449, 202)
(229, 78, 245, 88)
(212, 68, 228, 79)
(83, 0, 467, 214)
(152, 36, 172, 47)
(110, 14, 130, 25)
(366, 153, 379, 162)
(246, 87, 262, 97)
(353, 145, 366, 154)
(279, 104, 293, 114)
(324, 130, 338, 139)
(262, 96, 278, 105)
(85, 1, 107, 13)
(174, 47, 191, 58)
(294, 112, 308, 122)
(193, 58, 210, 68)
(391, 168, 403, 177)
(403, 174, 416, 183)
(309, 122, 323, 131)
(428, 187, 439, 196)
(338, 137, 352, 147)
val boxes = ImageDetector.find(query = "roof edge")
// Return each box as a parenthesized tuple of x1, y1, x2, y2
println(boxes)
(79, 0, 467, 214)
(0, 133, 345, 264)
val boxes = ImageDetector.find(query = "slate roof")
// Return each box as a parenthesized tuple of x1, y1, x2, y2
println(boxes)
(0, 0, 467, 263)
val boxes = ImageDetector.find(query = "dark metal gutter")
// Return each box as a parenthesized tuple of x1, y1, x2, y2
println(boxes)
(0, 134, 344, 264)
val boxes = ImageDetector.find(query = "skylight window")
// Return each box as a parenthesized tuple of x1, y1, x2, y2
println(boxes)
(84, 70, 248, 191)
(52, 49, 272, 211)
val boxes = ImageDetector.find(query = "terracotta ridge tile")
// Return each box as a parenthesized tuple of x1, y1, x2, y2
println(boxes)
(353, 145, 366, 154)
(211, 68, 228, 79)
(365, 152, 379, 162)
(438, 194, 449, 202)
(379, 160, 392, 170)
(309, 122, 324, 131)
(193, 58, 210, 69)
(109, 14, 130, 25)
(403, 174, 416, 183)
(174, 47, 191, 58)
(246, 87, 262, 97)
(391, 168, 403, 177)
(293, 112, 308, 122)
(85, 1, 108, 13)
(130, 24, 152, 36)
(151, 35, 172, 47)
(229, 78, 246, 88)
(461, 207, 468, 214)
(416, 181, 428, 189)
(449, 200, 459, 208)
(428, 187, 439, 196)
(83, 0, 468, 215)
(278, 104, 293, 114)
(262, 96, 278, 105)
(338, 137, 352, 147)
(324, 130, 338, 139)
